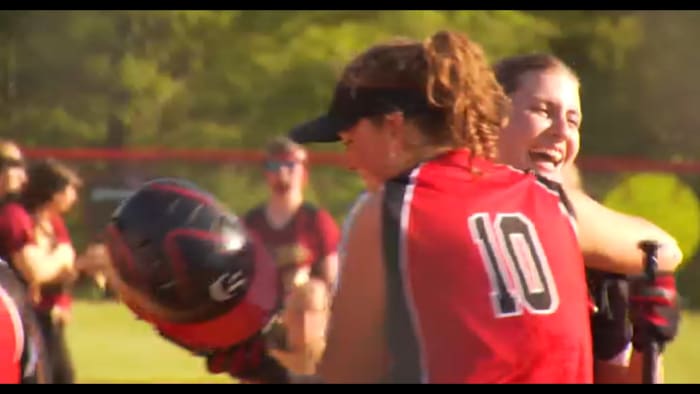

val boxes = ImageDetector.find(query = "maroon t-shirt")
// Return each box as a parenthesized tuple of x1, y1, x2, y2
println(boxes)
(244, 202, 340, 300)
(0, 202, 73, 312)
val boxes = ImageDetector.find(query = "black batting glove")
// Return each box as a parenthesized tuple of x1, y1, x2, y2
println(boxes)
(587, 269, 633, 361)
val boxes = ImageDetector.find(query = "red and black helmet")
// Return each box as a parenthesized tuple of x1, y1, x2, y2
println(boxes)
(103, 178, 278, 352)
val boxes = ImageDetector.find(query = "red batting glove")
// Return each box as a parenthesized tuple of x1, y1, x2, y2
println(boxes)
(629, 272, 681, 353)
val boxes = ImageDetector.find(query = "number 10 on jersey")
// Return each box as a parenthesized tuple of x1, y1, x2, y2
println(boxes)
(468, 213, 560, 318)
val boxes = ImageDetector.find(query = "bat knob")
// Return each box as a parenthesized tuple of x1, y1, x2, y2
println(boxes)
(638, 240, 660, 282)
(638, 240, 661, 254)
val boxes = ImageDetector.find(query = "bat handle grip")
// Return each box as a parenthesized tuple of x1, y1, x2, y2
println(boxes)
(638, 240, 662, 384)
(638, 240, 660, 281)
(642, 340, 659, 384)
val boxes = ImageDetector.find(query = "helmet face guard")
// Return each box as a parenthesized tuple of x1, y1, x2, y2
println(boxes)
(104, 178, 279, 350)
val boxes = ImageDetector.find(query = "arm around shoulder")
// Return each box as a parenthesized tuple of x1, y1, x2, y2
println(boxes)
(566, 188, 683, 275)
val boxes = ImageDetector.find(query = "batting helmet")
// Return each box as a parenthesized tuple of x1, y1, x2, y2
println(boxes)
(103, 178, 279, 353)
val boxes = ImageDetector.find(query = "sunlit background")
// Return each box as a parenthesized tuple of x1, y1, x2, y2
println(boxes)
(1, 10, 699, 383)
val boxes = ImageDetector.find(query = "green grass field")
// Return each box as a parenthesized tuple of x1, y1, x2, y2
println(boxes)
(66, 301, 700, 383)
(66, 301, 234, 383)
(663, 310, 700, 383)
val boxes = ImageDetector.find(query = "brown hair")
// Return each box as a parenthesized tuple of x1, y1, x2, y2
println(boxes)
(339, 31, 509, 161)
(493, 53, 580, 95)
(265, 136, 308, 162)
(22, 158, 82, 211)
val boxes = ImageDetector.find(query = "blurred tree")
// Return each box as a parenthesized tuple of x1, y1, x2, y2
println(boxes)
(526, 11, 648, 158)
(620, 11, 700, 161)
(0, 10, 588, 151)
(0, 10, 681, 224)
(1, 11, 241, 148)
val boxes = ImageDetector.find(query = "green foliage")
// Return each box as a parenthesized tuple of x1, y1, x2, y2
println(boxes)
(0, 10, 653, 153)
(621, 11, 700, 160)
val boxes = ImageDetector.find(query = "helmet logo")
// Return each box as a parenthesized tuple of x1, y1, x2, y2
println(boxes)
(208, 270, 246, 302)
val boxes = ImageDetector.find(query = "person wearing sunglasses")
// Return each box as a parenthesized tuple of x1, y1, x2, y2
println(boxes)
(0, 140, 27, 202)
(243, 137, 340, 308)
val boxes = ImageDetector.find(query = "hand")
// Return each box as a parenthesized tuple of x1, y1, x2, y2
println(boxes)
(93, 272, 108, 291)
(75, 243, 111, 276)
(205, 333, 289, 383)
(629, 272, 680, 353)
(268, 338, 325, 376)
(58, 265, 79, 285)
(51, 305, 72, 325)
(54, 243, 76, 265)
(281, 267, 311, 297)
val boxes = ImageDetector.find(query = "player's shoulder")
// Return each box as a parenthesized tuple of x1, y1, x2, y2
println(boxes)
(531, 173, 577, 220)
(50, 212, 67, 227)
(299, 201, 337, 224)
(344, 192, 383, 243)
(299, 201, 328, 218)
(377, 170, 414, 230)
(499, 166, 577, 219)
(0, 202, 33, 230)
(347, 192, 372, 218)
(0, 201, 28, 217)
(243, 204, 266, 223)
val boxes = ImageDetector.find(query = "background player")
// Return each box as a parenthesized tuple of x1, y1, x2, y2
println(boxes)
(244, 137, 340, 303)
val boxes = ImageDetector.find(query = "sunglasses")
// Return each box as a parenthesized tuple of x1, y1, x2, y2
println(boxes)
(0, 157, 25, 169)
(264, 160, 300, 172)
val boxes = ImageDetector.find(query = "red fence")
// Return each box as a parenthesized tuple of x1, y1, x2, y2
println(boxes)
(22, 147, 700, 174)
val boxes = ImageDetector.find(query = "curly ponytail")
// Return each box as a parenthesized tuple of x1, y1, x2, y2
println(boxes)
(422, 31, 509, 161)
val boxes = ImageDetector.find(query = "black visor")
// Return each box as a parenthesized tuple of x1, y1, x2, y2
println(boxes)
(288, 84, 436, 144)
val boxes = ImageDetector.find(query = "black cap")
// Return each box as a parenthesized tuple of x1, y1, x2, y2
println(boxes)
(288, 84, 435, 144)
